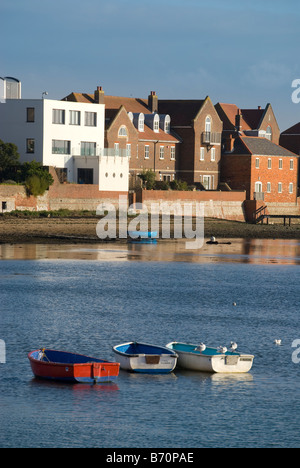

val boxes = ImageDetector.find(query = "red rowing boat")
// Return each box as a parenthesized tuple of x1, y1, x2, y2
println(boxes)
(28, 349, 120, 384)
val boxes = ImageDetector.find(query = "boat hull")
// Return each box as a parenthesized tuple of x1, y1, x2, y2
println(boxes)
(113, 342, 178, 374)
(28, 350, 120, 384)
(166, 342, 254, 374)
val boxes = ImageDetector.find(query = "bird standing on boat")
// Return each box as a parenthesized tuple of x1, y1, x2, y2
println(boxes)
(230, 342, 238, 352)
(217, 346, 227, 354)
(195, 343, 206, 353)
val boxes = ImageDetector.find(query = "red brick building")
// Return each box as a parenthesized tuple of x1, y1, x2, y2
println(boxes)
(221, 136, 298, 203)
(215, 102, 280, 145)
(64, 88, 180, 185)
(158, 96, 223, 189)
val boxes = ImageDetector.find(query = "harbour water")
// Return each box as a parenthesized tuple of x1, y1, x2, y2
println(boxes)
(0, 239, 300, 448)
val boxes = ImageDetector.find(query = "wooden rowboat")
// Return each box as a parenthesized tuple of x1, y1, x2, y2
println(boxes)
(28, 349, 120, 384)
(166, 342, 254, 374)
(113, 342, 178, 374)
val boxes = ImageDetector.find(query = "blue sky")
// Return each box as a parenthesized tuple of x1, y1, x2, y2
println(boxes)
(1, 0, 300, 130)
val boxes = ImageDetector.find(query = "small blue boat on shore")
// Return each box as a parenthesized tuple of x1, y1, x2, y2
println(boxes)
(128, 231, 158, 244)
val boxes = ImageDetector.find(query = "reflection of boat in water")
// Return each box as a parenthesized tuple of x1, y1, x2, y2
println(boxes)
(166, 342, 254, 374)
(128, 231, 158, 244)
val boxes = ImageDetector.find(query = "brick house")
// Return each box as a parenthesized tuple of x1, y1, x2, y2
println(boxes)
(64, 88, 180, 185)
(158, 96, 223, 189)
(215, 102, 280, 146)
(221, 136, 298, 204)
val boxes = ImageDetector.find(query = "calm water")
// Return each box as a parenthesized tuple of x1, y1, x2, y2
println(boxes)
(0, 239, 300, 448)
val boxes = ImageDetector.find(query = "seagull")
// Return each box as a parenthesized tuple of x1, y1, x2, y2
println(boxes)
(195, 343, 206, 352)
(230, 342, 238, 352)
(217, 346, 227, 354)
(274, 339, 282, 346)
(233, 302, 237, 306)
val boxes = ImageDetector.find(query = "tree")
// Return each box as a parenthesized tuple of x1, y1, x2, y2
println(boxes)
(138, 170, 156, 190)
(23, 161, 54, 196)
(0, 140, 20, 180)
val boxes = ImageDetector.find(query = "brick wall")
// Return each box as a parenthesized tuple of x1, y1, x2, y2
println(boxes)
(137, 189, 246, 221)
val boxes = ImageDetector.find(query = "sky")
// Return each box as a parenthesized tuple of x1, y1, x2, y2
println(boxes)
(1, 0, 300, 130)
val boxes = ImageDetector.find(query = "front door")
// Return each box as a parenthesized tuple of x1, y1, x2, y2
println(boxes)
(203, 175, 211, 190)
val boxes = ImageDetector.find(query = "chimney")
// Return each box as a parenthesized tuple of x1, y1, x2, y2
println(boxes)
(225, 136, 235, 152)
(148, 91, 158, 113)
(258, 106, 261, 110)
(235, 109, 242, 132)
(94, 86, 105, 105)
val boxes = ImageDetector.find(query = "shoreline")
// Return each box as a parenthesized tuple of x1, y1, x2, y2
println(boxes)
(1, 216, 300, 244)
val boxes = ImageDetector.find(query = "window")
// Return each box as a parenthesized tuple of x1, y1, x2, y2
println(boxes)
(289, 183, 294, 194)
(290, 159, 294, 170)
(154, 117, 159, 132)
(255, 158, 260, 169)
(171, 147, 175, 160)
(159, 146, 165, 159)
(268, 158, 272, 169)
(118, 126, 127, 137)
(85, 112, 97, 127)
(52, 140, 71, 155)
(205, 116, 211, 133)
(267, 182, 271, 193)
(138, 115, 144, 132)
(165, 120, 170, 133)
(266, 126, 272, 141)
(26, 139, 35, 154)
(27, 108, 35, 123)
(279, 159, 283, 169)
(70, 111, 81, 126)
(200, 147, 205, 161)
(144, 145, 150, 159)
(78, 168, 93, 185)
(52, 109, 65, 124)
(211, 148, 216, 162)
(278, 183, 282, 193)
(114, 143, 119, 156)
(81, 142, 96, 156)
(126, 144, 131, 158)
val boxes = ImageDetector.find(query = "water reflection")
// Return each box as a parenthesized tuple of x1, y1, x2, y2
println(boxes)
(1, 239, 300, 265)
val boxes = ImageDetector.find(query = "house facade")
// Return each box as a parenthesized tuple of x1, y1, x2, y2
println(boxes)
(64, 89, 180, 186)
(158, 96, 223, 189)
(221, 136, 298, 204)
(0, 97, 129, 192)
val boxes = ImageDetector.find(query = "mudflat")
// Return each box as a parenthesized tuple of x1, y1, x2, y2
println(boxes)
(1, 215, 300, 244)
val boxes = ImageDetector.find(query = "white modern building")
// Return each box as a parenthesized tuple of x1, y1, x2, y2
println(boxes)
(0, 96, 129, 191)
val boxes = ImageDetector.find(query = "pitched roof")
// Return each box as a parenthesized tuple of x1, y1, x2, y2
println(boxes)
(216, 103, 265, 131)
(64, 92, 151, 114)
(281, 122, 300, 135)
(231, 136, 297, 157)
(158, 100, 205, 126)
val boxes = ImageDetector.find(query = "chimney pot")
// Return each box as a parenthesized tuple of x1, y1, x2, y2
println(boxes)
(258, 106, 261, 110)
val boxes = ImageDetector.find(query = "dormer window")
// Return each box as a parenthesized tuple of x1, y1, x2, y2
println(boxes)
(153, 114, 160, 133)
(138, 114, 144, 132)
(118, 126, 127, 137)
(159, 114, 171, 134)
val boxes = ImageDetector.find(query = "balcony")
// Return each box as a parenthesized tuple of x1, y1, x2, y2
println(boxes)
(202, 132, 221, 145)
(254, 192, 265, 201)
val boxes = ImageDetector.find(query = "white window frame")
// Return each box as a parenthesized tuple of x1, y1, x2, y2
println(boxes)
(126, 144, 131, 158)
(200, 147, 205, 161)
(170, 146, 175, 160)
(85, 112, 97, 127)
(255, 158, 260, 169)
(114, 143, 119, 156)
(268, 158, 272, 169)
(52, 109, 65, 125)
(69, 110, 81, 126)
(279, 159, 283, 169)
(290, 159, 294, 170)
(289, 183, 294, 194)
(278, 182, 282, 193)
(159, 146, 165, 160)
(211, 147, 216, 162)
(205, 116, 211, 133)
(144, 145, 150, 159)
(118, 126, 127, 137)
(267, 182, 271, 193)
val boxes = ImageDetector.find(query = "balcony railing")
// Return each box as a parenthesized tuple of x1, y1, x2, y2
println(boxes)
(254, 192, 265, 201)
(71, 148, 130, 158)
(202, 132, 221, 145)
